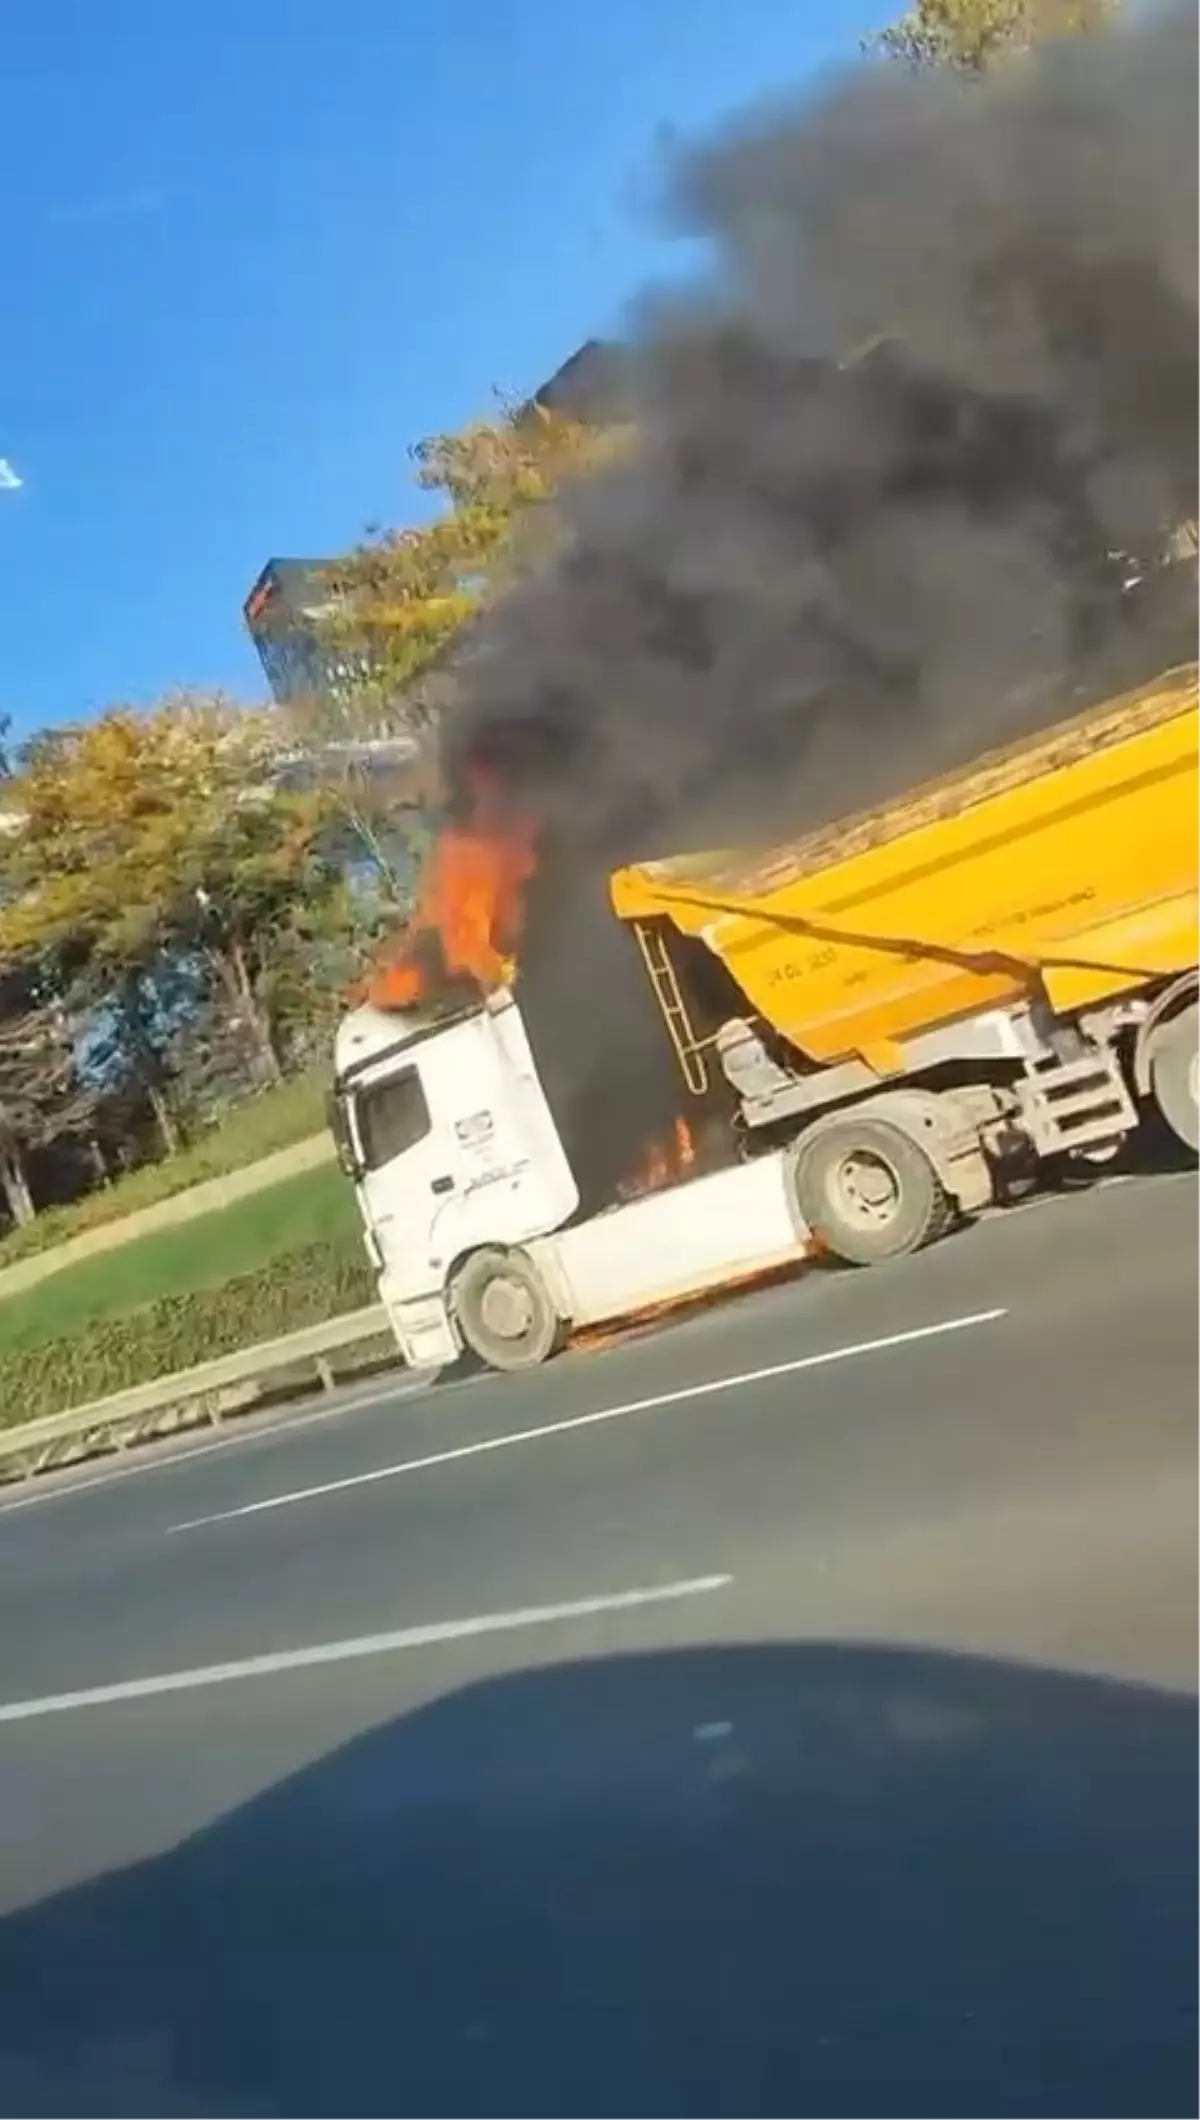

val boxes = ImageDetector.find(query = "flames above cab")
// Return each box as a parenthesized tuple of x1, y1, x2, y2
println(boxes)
(366, 762, 539, 1012)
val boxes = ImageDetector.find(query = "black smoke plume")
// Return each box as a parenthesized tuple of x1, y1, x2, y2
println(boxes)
(449, 3, 1196, 861)
(453, 6, 1197, 1199)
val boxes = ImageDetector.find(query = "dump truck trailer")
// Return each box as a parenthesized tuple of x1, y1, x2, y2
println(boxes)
(330, 663, 1198, 1372)
(610, 662, 1199, 1264)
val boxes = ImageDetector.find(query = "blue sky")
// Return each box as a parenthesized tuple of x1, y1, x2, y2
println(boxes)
(1, 0, 881, 739)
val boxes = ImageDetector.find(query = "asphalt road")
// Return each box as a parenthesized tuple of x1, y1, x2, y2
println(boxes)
(0, 1170, 1195, 2117)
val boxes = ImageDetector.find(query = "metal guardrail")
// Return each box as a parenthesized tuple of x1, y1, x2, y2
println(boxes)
(0, 1304, 399, 1487)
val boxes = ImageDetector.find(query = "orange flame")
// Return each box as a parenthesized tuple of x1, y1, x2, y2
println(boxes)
(616, 1116, 696, 1202)
(366, 805, 538, 1012)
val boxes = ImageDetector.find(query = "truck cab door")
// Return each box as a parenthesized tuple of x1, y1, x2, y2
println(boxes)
(350, 1002, 579, 1301)
(352, 1059, 450, 1297)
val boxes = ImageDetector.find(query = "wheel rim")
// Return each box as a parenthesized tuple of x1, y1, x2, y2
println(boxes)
(478, 1273, 535, 1340)
(1187, 1049, 1199, 1110)
(827, 1146, 903, 1230)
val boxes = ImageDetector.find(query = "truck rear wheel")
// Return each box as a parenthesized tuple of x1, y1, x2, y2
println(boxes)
(451, 1248, 566, 1373)
(791, 1115, 952, 1266)
(1149, 1004, 1199, 1153)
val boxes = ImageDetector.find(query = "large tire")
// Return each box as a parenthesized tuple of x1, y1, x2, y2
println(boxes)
(1149, 1004, 1199, 1153)
(450, 1247, 566, 1373)
(791, 1114, 953, 1267)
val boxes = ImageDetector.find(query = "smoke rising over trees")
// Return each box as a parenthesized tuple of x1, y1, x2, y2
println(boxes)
(443, 1, 1196, 860)
(1, 0, 1193, 1236)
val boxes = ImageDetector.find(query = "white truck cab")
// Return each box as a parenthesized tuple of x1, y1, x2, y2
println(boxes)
(330, 993, 811, 1373)
(330, 994, 580, 1368)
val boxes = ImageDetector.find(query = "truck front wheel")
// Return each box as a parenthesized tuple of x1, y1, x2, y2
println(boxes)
(791, 1115, 952, 1266)
(1149, 1004, 1199, 1153)
(451, 1248, 566, 1373)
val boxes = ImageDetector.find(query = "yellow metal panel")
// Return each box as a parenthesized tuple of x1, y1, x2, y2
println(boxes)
(610, 665, 1198, 1066)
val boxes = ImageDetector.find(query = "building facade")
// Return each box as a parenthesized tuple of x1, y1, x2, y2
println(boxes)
(242, 557, 368, 710)
(243, 342, 626, 713)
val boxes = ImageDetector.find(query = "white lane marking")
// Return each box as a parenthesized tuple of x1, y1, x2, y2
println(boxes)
(0, 1372, 442, 1521)
(0, 1575, 731, 1726)
(171, 1308, 1007, 1535)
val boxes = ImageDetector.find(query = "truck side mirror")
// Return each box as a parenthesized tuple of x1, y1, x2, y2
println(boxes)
(325, 1089, 363, 1181)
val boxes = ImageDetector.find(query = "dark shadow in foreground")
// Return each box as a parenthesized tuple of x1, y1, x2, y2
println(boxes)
(0, 1643, 1194, 2118)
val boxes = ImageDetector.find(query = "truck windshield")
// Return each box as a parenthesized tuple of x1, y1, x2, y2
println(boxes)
(355, 1066, 432, 1173)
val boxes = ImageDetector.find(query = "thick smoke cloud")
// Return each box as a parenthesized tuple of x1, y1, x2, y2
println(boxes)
(450, 3, 1196, 861)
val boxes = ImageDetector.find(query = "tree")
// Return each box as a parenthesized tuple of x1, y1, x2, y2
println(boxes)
(247, 876, 390, 1074)
(272, 688, 441, 911)
(868, 0, 1117, 70)
(183, 768, 344, 1084)
(307, 400, 630, 783)
(0, 973, 98, 1227)
(0, 693, 344, 1144)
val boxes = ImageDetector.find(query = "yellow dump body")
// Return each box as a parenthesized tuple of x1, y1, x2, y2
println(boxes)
(610, 665, 1199, 1074)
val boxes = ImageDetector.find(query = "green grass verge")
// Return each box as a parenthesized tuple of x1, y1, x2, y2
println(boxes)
(0, 1162, 358, 1359)
(0, 1068, 330, 1270)
(0, 1163, 375, 1423)
(0, 1236, 377, 1424)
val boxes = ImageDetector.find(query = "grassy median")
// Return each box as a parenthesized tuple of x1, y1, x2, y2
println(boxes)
(0, 1067, 330, 1270)
(0, 1162, 376, 1424)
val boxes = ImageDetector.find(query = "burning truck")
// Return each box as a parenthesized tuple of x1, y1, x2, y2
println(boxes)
(327, 656, 1198, 1373)
(327, 5, 1197, 1372)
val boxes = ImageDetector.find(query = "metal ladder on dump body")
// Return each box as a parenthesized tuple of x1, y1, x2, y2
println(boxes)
(631, 921, 710, 1097)
(1014, 1048, 1139, 1157)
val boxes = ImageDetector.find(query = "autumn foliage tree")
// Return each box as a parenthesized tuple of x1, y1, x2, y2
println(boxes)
(869, 0, 1118, 70)
(311, 399, 629, 756)
(0, 693, 347, 1202)
(0, 393, 633, 1231)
